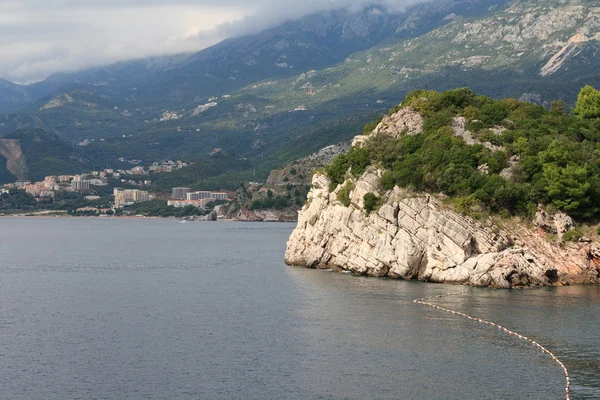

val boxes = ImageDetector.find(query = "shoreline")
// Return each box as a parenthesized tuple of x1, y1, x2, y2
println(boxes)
(0, 214, 295, 222)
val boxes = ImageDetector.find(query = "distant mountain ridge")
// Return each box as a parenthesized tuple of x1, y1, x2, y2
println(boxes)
(1, 0, 599, 186)
(0, 0, 504, 113)
(0, 79, 32, 113)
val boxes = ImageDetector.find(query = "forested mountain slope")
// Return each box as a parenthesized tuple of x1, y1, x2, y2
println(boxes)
(1, 0, 598, 186)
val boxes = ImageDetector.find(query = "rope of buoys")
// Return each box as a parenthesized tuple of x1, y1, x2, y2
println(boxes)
(414, 290, 570, 400)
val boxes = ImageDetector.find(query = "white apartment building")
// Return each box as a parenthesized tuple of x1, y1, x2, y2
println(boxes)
(186, 191, 212, 201)
(114, 188, 153, 208)
(172, 187, 191, 199)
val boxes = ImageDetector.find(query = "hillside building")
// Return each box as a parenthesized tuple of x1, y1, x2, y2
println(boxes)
(24, 184, 54, 197)
(71, 180, 90, 192)
(210, 193, 229, 200)
(172, 187, 191, 199)
(114, 188, 153, 208)
(187, 191, 212, 201)
(43, 176, 58, 189)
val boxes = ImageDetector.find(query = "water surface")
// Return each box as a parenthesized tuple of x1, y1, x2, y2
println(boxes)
(0, 218, 598, 399)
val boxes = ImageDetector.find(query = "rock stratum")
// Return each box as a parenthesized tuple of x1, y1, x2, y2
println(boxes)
(285, 169, 600, 288)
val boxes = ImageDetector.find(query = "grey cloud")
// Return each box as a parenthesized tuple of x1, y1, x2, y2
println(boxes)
(206, 0, 428, 38)
(0, 0, 428, 83)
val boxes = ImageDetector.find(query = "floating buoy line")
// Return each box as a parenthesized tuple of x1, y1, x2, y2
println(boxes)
(414, 290, 570, 400)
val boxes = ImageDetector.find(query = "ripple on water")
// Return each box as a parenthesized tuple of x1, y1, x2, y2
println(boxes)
(0, 219, 599, 400)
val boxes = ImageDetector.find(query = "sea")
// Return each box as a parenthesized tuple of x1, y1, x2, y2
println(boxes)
(0, 218, 599, 400)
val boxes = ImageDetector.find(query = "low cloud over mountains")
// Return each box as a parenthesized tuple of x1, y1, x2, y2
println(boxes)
(0, 0, 428, 83)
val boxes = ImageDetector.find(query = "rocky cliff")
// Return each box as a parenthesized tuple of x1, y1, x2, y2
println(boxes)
(285, 97, 600, 288)
(227, 208, 299, 222)
(285, 168, 600, 288)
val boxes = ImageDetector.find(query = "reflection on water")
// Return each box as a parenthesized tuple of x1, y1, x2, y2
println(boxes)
(0, 218, 599, 399)
(286, 267, 600, 400)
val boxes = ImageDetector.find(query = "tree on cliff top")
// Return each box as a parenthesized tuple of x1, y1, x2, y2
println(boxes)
(574, 85, 600, 119)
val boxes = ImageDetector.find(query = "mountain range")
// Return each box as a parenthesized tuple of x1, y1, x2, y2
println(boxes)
(0, 0, 598, 186)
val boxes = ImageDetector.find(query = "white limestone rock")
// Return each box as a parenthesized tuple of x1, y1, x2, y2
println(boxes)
(451, 116, 505, 151)
(285, 169, 600, 288)
(352, 106, 423, 147)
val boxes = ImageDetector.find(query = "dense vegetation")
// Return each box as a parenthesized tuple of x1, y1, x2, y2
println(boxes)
(0, 188, 110, 214)
(247, 184, 310, 211)
(123, 199, 211, 218)
(326, 87, 600, 220)
(0, 190, 36, 211)
(149, 111, 378, 191)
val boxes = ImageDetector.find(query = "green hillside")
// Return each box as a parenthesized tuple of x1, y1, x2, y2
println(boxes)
(326, 86, 600, 221)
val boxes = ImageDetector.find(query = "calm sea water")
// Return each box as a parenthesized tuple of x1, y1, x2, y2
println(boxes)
(0, 218, 599, 400)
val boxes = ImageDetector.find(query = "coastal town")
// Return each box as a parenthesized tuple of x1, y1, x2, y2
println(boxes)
(0, 159, 231, 217)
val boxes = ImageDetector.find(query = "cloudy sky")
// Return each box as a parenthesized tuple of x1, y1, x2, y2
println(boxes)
(0, 0, 423, 84)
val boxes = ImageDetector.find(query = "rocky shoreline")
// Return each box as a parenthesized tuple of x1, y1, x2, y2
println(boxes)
(224, 208, 298, 222)
(285, 169, 600, 288)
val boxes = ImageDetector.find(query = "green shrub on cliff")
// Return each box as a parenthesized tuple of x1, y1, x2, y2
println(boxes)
(363, 192, 380, 215)
(337, 182, 355, 207)
(363, 116, 383, 134)
(563, 229, 584, 242)
(403, 88, 477, 117)
(325, 146, 370, 190)
(478, 102, 509, 126)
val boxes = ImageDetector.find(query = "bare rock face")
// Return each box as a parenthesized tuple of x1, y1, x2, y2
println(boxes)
(540, 33, 590, 76)
(0, 139, 28, 180)
(374, 107, 424, 137)
(554, 212, 576, 236)
(499, 155, 520, 182)
(451, 116, 477, 145)
(534, 205, 575, 239)
(451, 117, 505, 152)
(285, 169, 600, 288)
(352, 106, 423, 147)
